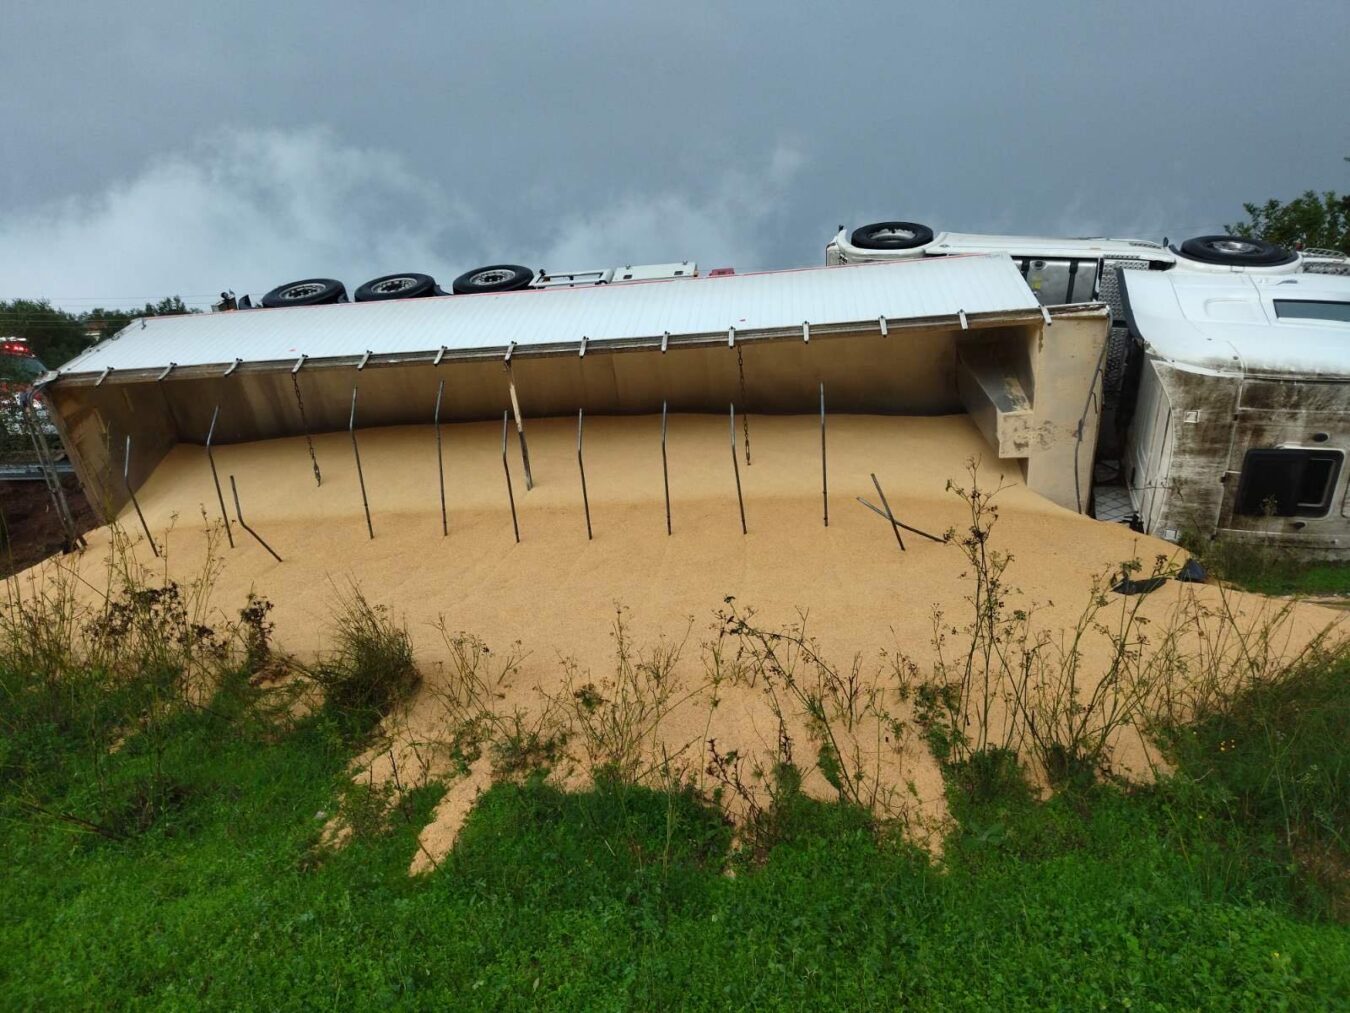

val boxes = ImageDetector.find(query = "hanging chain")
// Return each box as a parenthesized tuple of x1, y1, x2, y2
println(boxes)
(292, 371, 322, 486)
(737, 345, 751, 466)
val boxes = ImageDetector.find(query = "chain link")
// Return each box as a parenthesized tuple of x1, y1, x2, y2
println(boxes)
(292, 372, 322, 486)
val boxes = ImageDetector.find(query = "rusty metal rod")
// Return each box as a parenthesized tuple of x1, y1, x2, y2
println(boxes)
(577, 409, 592, 540)
(434, 379, 447, 536)
(870, 473, 905, 552)
(122, 435, 159, 557)
(229, 475, 283, 563)
(205, 404, 234, 548)
(730, 404, 747, 535)
(854, 497, 946, 543)
(349, 386, 373, 539)
(501, 411, 520, 543)
(661, 401, 671, 536)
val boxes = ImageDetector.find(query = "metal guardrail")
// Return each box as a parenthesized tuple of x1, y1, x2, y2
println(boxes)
(0, 461, 74, 482)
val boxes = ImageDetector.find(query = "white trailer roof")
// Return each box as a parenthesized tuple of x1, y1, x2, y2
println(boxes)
(1121, 270, 1350, 377)
(51, 255, 1041, 381)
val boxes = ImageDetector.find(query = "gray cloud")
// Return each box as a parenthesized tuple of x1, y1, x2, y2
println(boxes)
(2, 1, 1347, 309)
(0, 128, 806, 307)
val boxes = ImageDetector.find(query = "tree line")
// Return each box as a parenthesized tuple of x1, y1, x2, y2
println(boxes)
(0, 296, 194, 370)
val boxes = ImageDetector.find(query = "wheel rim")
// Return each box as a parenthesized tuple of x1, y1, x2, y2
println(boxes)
(1208, 239, 1260, 256)
(278, 282, 326, 301)
(469, 269, 517, 287)
(873, 227, 917, 244)
(371, 276, 420, 295)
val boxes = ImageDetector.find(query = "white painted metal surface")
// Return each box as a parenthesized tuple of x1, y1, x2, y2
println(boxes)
(828, 227, 1347, 275)
(1121, 270, 1350, 377)
(52, 256, 1040, 379)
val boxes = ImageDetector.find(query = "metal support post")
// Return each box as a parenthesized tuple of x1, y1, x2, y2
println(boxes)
(577, 410, 592, 540)
(870, 473, 905, 552)
(229, 475, 283, 563)
(506, 369, 533, 490)
(820, 382, 828, 528)
(501, 411, 520, 543)
(730, 404, 747, 535)
(205, 405, 234, 548)
(661, 401, 671, 536)
(434, 379, 448, 536)
(122, 435, 159, 557)
(349, 386, 373, 539)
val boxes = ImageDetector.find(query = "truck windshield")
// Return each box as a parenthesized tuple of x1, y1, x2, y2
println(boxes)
(1272, 299, 1350, 323)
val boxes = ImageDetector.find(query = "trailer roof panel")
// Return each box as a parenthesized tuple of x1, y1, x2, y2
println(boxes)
(51, 255, 1040, 381)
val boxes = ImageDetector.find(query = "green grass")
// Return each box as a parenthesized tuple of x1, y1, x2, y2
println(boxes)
(3, 663, 1348, 1009)
(1182, 532, 1350, 598)
(1229, 560, 1350, 599)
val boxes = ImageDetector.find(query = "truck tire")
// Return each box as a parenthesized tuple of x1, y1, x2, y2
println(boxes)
(451, 264, 536, 294)
(354, 273, 439, 302)
(260, 278, 348, 308)
(850, 221, 935, 251)
(1175, 235, 1296, 267)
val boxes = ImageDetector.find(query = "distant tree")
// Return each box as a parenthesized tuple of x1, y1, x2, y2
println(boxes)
(0, 296, 198, 370)
(1228, 189, 1350, 255)
(0, 300, 88, 368)
(149, 295, 191, 316)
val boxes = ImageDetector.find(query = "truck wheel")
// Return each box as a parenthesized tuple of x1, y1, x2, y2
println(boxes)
(849, 221, 935, 251)
(260, 278, 348, 308)
(451, 265, 536, 294)
(354, 273, 439, 302)
(1175, 235, 1296, 267)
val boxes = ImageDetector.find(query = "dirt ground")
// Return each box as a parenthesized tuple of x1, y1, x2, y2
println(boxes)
(0, 477, 96, 579)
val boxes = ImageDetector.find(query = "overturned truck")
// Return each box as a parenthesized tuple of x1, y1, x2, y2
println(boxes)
(34, 255, 1109, 531)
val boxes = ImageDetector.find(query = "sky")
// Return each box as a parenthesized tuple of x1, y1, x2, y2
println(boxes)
(1, 1, 1347, 311)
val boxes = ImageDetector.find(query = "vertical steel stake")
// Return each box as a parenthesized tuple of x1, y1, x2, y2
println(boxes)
(349, 386, 373, 539)
(577, 409, 592, 540)
(820, 382, 828, 528)
(122, 435, 159, 557)
(661, 401, 672, 536)
(730, 404, 747, 535)
(205, 404, 234, 548)
(229, 475, 283, 563)
(501, 411, 520, 543)
(870, 473, 906, 552)
(434, 379, 448, 536)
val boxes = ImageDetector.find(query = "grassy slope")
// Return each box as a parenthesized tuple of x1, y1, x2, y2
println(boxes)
(4, 699, 1347, 1010)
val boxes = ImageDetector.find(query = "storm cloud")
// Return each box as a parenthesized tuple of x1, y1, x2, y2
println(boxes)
(1, 2, 1346, 309)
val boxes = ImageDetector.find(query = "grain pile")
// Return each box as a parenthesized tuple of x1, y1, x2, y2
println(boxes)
(23, 413, 1341, 868)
